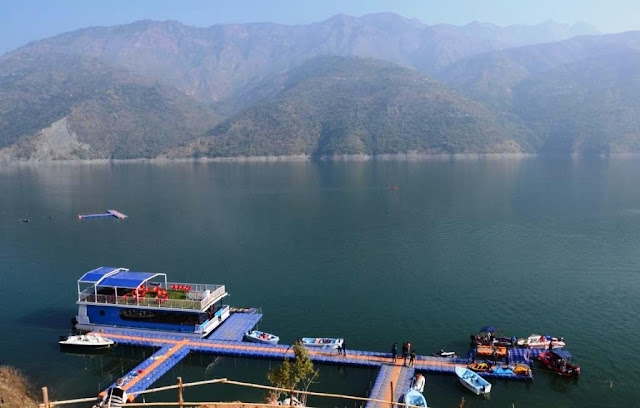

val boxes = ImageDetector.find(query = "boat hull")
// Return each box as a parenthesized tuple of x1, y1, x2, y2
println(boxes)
(75, 304, 230, 338)
(59, 335, 114, 349)
(538, 352, 580, 377)
(455, 366, 492, 395)
(404, 389, 427, 407)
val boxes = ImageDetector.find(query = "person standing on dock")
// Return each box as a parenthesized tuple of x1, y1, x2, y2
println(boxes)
(391, 343, 398, 362)
(98, 378, 127, 408)
(342, 340, 347, 356)
(409, 350, 416, 366)
(402, 342, 408, 365)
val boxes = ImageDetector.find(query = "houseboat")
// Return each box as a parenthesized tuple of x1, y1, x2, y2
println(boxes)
(73, 266, 230, 338)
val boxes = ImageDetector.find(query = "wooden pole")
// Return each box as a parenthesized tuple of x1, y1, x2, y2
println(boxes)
(177, 377, 184, 407)
(289, 388, 294, 406)
(41, 387, 49, 408)
(390, 381, 394, 408)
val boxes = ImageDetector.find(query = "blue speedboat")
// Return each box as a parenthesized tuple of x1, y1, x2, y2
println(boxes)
(404, 388, 428, 407)
(455, 366, 492, 395)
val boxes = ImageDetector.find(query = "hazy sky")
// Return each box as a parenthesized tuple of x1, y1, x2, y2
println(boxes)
(1, 0, 639, 55)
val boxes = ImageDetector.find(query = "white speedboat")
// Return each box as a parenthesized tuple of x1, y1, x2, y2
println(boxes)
(300, 337, 343, 349)
(516, 334, 565, 349)
(59, 333, 114, 348)
(244, 330, 280, 345)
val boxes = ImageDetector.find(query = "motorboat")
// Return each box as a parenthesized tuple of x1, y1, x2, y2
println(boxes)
(538, 349, 580, 377)
(300, 337, 343, 349)
(59, 333, 114, 348)
(455, 366, 492, 395)
(472, 326, 514, 347)
(404, 388, 428, 407)
(431, 349, 457, 358)
(244, 330, 280, 345)
(516, 334, 565, 349)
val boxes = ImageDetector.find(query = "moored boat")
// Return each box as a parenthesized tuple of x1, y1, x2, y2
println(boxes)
(300, 337, 343, 349)
(431, 349, 457, 358)
(455, 366, 492, 395)
(59, 333, 114, 348)
(244, 330, 280, 345)
(73, 266, 230, 338)
(516, 334, 565, 349)
(538, 349, 580, 377)
(404, 388, 428, 407)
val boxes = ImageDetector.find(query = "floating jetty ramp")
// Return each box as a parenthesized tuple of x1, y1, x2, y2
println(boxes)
(78, 209, 128, 220)
(97, 311, 532, 402)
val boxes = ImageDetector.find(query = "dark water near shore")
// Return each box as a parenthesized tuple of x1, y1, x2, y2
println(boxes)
(2, 158, 640, 407)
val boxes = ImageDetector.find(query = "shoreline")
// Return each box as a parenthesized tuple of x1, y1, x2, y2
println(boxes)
(3, 151, 640, 165)
(1, 152, 538, 165)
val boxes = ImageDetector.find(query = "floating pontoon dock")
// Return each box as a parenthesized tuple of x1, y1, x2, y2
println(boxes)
(95, 311, 533, 403)
(78, 209, 128, 220)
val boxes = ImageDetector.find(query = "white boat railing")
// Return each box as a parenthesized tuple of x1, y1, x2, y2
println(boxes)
(77, 283, 227, 311)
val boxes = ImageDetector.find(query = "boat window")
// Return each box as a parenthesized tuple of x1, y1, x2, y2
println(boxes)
(119, 308, 201, 325)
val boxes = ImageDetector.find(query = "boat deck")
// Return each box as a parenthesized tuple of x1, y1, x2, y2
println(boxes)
(97, 312, 533, 401)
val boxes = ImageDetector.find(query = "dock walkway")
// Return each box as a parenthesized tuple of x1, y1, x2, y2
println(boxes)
(98, 312, 532, 402)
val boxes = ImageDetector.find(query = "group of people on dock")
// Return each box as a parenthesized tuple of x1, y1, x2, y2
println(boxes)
(391, 342, 416, 366)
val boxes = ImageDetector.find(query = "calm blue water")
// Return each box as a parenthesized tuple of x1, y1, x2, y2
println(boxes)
(1, 158, 639, 407)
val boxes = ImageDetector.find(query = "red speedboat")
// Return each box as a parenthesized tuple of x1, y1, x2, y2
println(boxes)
(538, 349, 580, 377)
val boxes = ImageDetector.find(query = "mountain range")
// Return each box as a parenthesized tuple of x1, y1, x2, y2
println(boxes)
(2, 13, 639, 160)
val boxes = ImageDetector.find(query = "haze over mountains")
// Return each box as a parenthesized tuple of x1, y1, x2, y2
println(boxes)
(1, 12, 639, 160)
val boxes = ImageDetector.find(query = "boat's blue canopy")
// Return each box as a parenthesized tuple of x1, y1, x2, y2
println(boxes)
(551, 349, 573, 359)
(78, 267, 166, 289)
(78, 267, 123, 283)
(100, 271, 163, 288)
(479, 325, 497, 333)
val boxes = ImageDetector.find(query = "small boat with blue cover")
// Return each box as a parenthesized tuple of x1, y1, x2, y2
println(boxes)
(244, 330, 279, 345)
(404, 388, 428, 407)
(455, 366, 492, 395)
(300, 337, 343, 349)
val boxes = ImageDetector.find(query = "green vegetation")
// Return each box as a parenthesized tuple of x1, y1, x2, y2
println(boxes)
(184, 56, 523, 158)
(2, 25, 640, 159)
(266, 341, 318, 405)
(0, 54, 221, 159)
(438, 31, 640, 154)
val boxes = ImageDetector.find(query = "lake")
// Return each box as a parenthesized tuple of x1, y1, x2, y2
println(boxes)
(1, 158, 639, 407)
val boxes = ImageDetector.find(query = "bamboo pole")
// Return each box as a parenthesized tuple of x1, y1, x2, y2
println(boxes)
(41, 387, 49, 408)
(40, 377, 427, 408)
(390, 381, 394, 408)
(177, 377, 184, 407)
(135, 377, 228, 395)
